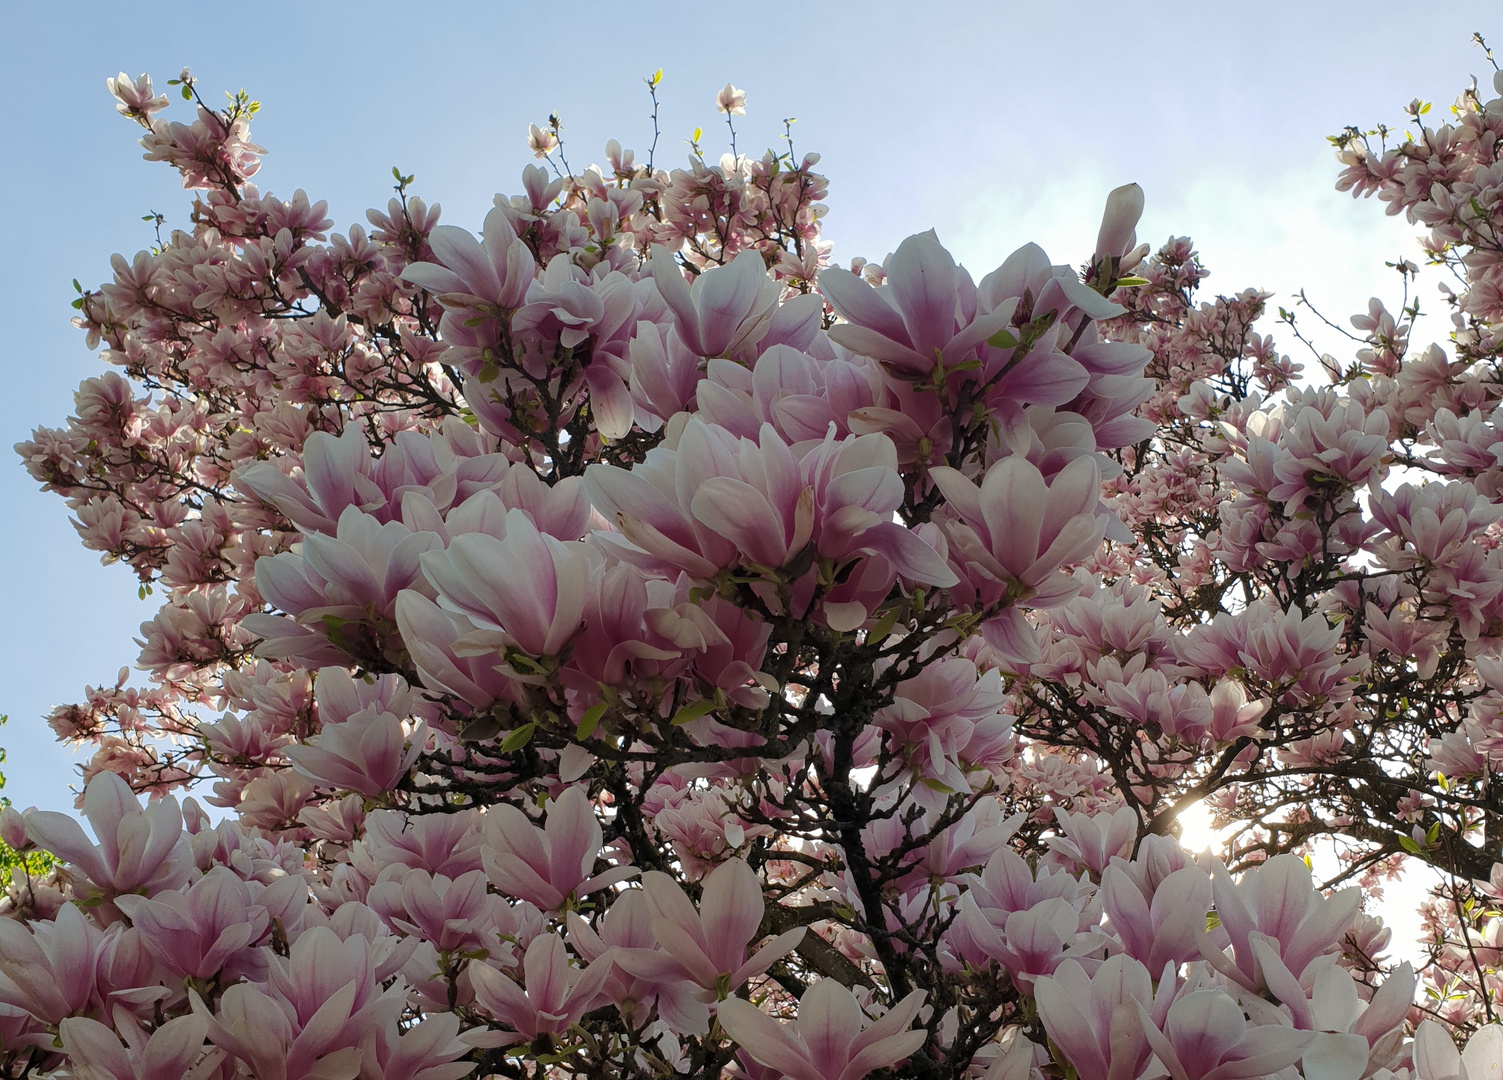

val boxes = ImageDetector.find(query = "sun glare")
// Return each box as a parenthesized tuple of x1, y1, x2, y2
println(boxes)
(1175, 800, 1224, 854)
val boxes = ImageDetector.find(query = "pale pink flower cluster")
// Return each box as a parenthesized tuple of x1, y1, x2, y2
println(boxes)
(16, 58, 1503, 1079)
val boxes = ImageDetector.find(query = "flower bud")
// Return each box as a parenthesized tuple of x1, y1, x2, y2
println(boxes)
(1095, 182, 1145, 260)
(0, 806, 30, 851)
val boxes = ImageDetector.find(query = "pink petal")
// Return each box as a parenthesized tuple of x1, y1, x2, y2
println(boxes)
(428, 225, 503, 301)
(543, 788, 603, 897)
(695, 250, 769, 358)
(717, 997, 824, 1080)
(885, 230, 959, 358)
(840, 1029, 928, 1080)
(858, 523, 958, 587)
(469, 962, 532, 1032)
(302, 427, 368, 523)
(141, 1013, 212, 1077)
(59, 1017, 133, 1080)
(817, 267, 908, 344)
(641, 872, 720, 987)
(731, 926, 806, 989)
(24, 810, 109, 884)
(692, 478, 787, 567)
(650, 246, 704, 354)
(796, 980, 865, 1080)
(979, 457, 1046, 578)
(698, 858, 765, 976)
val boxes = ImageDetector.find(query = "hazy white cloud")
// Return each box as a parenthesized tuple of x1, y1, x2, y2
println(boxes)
(914, 146, 1447, 376)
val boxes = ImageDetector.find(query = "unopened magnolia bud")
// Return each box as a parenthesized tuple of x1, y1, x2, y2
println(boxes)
(1095, 182, 1145, 260)
(0, 806, 30, 851)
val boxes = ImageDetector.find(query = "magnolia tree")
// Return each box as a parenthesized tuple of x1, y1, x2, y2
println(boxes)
(11, 49, 1503, 1080)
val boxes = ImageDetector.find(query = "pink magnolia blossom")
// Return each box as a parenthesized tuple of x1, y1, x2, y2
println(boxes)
(283, 671, 428, 797)
(419, 507, 589, 658)
(1135, 990, 1314, 1080)
(359, 1012, 477, 1080)
(59, 1012, 217, 1080)
(468, 933, 615, 1045)
(716, 83, 747, 115)
(717, 981, 928, 1080)
(112, 865, 295, 981)
(931, 453, 1106, 603)
(954, 894, 1085, 986)
(18, 59, 1494, 1080)
(798, 428, 957, 587)
(393, 591, 523, 709)
(1035, 955, 1173, 1080)
(193, 926, 405, 1080)
(818, 230, 1018, 378)
(1044, 805, 1138, 879)
(617, 857, 805, 997)
(24, 771, 193, 901)
(106, 72, 170, 121)
(929, 453, 1104, 658)
(629, 320, 704, 428)
(236, 425, 385, 537)
(481, 786, 636, 910)
(1265, 962, 1415, 1080)
(583, 419, 747, 577)
(0, 900, 109, 1024)
(1197, 854, 1360, 993)
(248, 505, 441, 666)
(366, 868, 501, 954)
(568, 888, 713, 1033)
(1100, 863, 1212, 972)
(650, 246, 780, 361)
(1415, 1021, 1503, 1080)
(357, 808, 484, 879)
(401, 207, 533, 313)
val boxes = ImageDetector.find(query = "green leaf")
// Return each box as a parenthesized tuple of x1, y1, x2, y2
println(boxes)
(577, 703, 607, 741)
(506, 652, 547, 675)
(867, 606, 901, 644)
(499, 723, 536, 753)
(181, 85, 193, 101)
(670, 699, 718, 726)
(1399, 835, 1423, 855)
(986, 328, 1018, 349)
(1114, 276, 1150, 287)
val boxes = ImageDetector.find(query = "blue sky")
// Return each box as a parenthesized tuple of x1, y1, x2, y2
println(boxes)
(0, 2, 1482, 823)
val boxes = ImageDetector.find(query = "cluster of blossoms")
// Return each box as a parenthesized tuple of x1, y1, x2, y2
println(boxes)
(14, 53, 1503, 1078)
